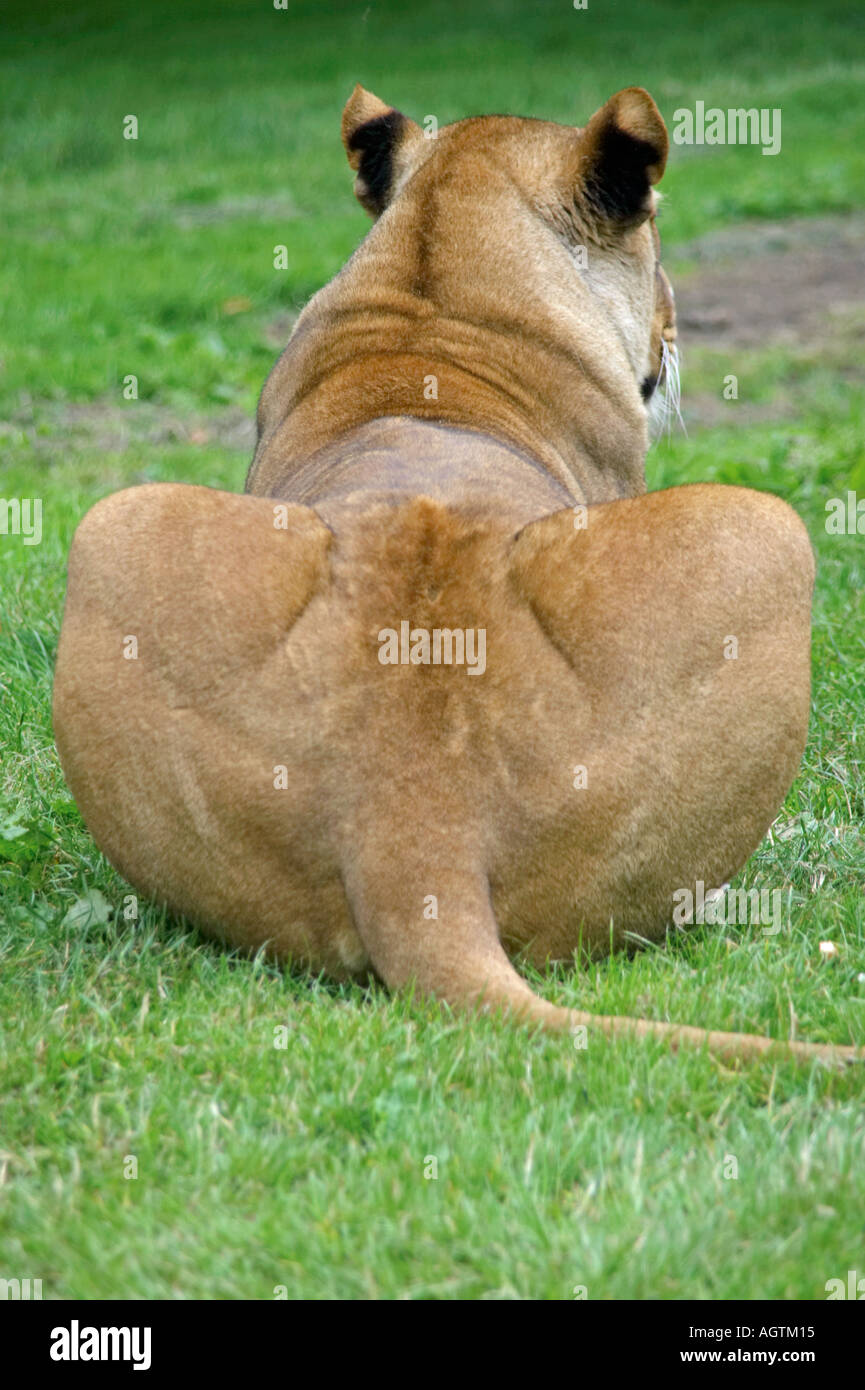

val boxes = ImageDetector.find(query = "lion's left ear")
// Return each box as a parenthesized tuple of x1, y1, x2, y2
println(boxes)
(341, 84, 423, 217)
(578, 87, 668, 227)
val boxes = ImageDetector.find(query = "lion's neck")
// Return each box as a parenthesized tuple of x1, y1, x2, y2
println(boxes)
(260, 416, 577, 527)
(248, 184, 650, 506)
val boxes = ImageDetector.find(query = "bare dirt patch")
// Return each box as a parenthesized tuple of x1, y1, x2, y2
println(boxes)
(672, 213, 865, 348)
(667, 213, 865, 426)
(137, 196, 299, 231)
(1, 399, 256, 458)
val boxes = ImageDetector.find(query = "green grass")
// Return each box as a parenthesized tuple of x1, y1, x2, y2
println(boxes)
(1, 0, 864, 1300)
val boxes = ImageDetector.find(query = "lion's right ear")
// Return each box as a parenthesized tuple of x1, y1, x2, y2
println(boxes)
(578, 87, 668, 228)
(341, 84, 423, 217)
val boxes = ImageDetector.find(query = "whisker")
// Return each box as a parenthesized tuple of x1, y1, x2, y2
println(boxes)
(649, 339, 686, 444)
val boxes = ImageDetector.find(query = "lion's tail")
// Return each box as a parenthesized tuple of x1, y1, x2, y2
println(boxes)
(343, 848, 861, 1066)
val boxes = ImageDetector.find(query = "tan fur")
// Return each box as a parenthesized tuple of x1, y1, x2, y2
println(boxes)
(53, 87, 860, 1064)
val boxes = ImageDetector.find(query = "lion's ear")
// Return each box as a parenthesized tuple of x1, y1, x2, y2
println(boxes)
(341, 84, 423, 216)
(578, 87, 667, 227)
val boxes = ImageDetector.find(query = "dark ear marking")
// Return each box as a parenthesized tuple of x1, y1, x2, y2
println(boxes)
(584, 124, 664, 223)
(348, 110, 406, 215)
(579, 87, 668, 227)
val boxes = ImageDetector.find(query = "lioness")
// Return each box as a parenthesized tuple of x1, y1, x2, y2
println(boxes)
(53, 86, 858, 1063)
